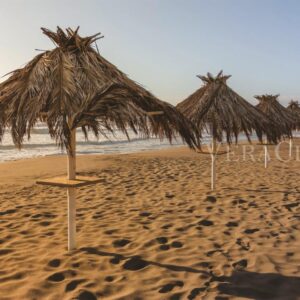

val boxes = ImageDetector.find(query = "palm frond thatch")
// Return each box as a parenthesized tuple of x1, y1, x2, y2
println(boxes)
(0, 27, 198, 150)
(255, 94, 296, 137)
(286, 100, 300, 130)
(176, 71, 281, 144)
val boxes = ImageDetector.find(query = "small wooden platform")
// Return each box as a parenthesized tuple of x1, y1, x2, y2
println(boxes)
(36, 176, 102, 188)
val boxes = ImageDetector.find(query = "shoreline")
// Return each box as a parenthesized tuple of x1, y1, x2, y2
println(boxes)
(0, 138, 299, 189)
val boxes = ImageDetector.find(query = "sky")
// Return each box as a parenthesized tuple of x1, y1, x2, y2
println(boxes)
(1, 0, 300, 106)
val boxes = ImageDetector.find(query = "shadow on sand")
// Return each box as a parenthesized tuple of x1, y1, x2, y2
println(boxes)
(80, 246, 209, 275)
(81, 247, 300, 299)
(215, 270, 300, 300)
(224, 187, 300, 195)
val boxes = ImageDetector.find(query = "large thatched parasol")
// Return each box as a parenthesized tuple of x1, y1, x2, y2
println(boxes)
(177, 71, 281, 190)
(255, 94, 296, 161)
(0, 27, 199, 250)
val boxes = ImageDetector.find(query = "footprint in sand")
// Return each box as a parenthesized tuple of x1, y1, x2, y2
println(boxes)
(112, 239, 131, 248)
(43, 212, 56, 219)
(248, 201, 258, 208)
(0, 249, 13, 255)
(65, 279, 85, 292)
(284, 202, 299, 211)
(72, 262, 80, 268)
(40, 221, 51, 227)
(156, 237, 168, 244)
(0, 209, 17, 216)
(187, 287, 206, 299)
(198, 219, 214, 226)
(158, 280, 184, 293)
(161, 224, 173, 229)
(171, 241, 183, 248)
(20, 230, 30, 235)
(160, 245, 170, 251)
(123, 256, 149, 271)
(176, 227, 187, 232)
(47, 272, 65, 282)
(139, 212, 152, 217)
(165, 192, 175, 199)
(110, 255, 122, 265)
(92, 213, 102, 219)
(206, 196, 217, 203)
(232, 259, 248, 270)
(236, 238, 250, 250)
(45, 231, 54, 236)
(104, 229, 118, 235)
(31, 214, 42, 219)
(244, 228, 259, 234)
(76, 290, 97, 300)
(105, 276, 115, 282)
(226, 221, 239, 227)
(48, 259, 61, 268)
(232, 199, 247, 205)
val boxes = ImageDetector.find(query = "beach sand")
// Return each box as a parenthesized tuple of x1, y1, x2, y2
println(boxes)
(0, 141, 300, 299)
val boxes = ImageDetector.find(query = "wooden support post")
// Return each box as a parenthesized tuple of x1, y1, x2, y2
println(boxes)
(264, 145, 268, 169)
(67, 129, 76, 251)
(211, 137, 216, 190)
(289, 138, 292, 159)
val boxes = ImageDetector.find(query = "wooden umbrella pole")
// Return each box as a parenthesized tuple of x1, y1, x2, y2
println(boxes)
(67, 129, 76, 251)
(289, 137, 292, 158)
(264, 144, 268, 169)
(211, 137, 216, 190)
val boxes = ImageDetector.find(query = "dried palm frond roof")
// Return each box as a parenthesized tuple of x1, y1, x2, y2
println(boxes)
(255, 94, 296, 136)
(176, 71, 281, 144)
(0, 27, 199, 150)
(287, 100, 300, 130)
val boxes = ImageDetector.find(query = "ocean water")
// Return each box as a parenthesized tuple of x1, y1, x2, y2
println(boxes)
(0, 124, 211, 162)
(1, 124, 296, 163)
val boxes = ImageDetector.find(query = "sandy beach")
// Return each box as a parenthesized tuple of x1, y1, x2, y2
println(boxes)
(1, 142, 300, 300)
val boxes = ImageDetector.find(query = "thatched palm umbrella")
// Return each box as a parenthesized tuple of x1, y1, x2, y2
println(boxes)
(0, 27, 198, 250)
(287, 100, 300, 129)
(287, 100, 300, 157)
(255, 94, 296, 161)
(177, 71, 281, 190)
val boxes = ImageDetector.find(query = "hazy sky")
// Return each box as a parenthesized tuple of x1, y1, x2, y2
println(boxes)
(1, 0, 300, 105)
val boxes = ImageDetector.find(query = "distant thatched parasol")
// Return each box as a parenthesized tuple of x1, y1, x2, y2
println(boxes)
(0, 27, 199, 250)
(255, 94, 295, 137)
(177, 71, 281, 190)
(255, 94, 296, 161)
(287, 100, 300, 130)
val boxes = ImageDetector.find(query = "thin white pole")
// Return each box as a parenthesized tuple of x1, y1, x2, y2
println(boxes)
(264, 144, 268, 169)
(289, 138, 292, 158)
(67, 129, 76, 251)
(211, 137, 216, 190)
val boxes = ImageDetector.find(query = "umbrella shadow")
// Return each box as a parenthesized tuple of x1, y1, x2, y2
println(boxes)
(80, 247, 300, 299)
(80, 247, 209, 275)
(215, 270, 300, 300)
(224, 187, 300, 195)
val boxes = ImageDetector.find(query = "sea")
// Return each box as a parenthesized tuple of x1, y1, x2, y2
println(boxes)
(0, 124, 208, 162)
(0, 124, 296, 162)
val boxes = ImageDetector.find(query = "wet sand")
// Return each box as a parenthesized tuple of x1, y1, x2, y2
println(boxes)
(0, 141, 300, 299)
